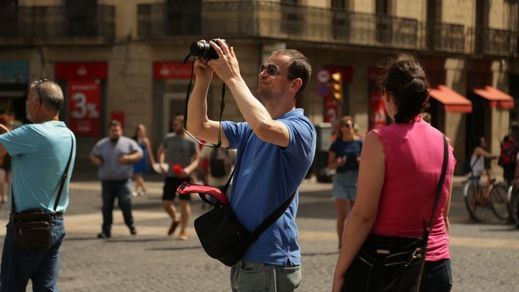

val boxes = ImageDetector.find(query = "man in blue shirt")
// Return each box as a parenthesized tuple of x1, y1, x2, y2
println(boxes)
(0, 79, 76, 291)
(90, 120, 143, 239)
(187, 41, 316, 291)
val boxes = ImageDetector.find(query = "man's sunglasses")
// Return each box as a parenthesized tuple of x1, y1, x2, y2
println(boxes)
(259, 63, 296, 79)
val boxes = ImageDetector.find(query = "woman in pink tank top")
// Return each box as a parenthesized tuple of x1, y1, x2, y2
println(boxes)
(333, 60, 455, 292)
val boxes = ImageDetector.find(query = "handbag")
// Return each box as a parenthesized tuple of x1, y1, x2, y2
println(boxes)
(342, 136, 449, 292)
(177, 131, 296, 266)
(11, 135, 74, 251)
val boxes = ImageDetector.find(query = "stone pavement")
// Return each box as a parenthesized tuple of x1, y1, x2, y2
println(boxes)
(0, 176, 518, 291)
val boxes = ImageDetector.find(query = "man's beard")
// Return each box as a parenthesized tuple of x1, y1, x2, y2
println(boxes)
(110, 137, 119, 144)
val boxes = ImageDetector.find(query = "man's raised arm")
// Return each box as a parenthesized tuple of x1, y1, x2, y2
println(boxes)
(186, 59, 229, 147)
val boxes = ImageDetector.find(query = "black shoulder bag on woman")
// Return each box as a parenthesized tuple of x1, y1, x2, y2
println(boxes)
(342, 135, 449, 292)
(11, 135, 74, 251)
(177, 131, 296, 266)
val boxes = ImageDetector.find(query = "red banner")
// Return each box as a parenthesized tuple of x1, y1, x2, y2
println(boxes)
(67, 80, 101, 137)
(368, 68, 387, 129)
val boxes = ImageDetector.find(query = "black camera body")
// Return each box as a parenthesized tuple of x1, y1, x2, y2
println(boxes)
(190, 39, 227, 60)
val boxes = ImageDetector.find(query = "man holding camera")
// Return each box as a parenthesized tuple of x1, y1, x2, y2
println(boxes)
(0, 79, 76, 292)
(187, 40, 316, 291)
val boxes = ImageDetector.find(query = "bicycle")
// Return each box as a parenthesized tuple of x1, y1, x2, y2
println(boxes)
(463, 173, 509, 222)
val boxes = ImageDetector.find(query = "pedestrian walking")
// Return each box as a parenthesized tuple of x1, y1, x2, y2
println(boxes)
(157, 116, 199, 240)
(328, 116, 362, 249)
(199, 147, 236, 190)
(498, 125, 519, 187)
(132, 123, 156, 196)
(187, 40, 316, 291)
(90, 120, 143, 239)
(333, 60, 455, 291)
(0, 79, 76, 291)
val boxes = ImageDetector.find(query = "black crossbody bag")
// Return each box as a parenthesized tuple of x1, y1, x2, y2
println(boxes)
(177, 131, 296, 266)
(11, 136, 74, 251)
(342, 136, 449, 292)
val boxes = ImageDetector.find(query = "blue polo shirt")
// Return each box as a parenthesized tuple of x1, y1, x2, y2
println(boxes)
(0, 121, 76, 213)
(222, 108, 316, 265)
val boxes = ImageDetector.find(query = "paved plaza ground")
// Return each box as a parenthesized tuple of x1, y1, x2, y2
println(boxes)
(0, 175, 518, 291)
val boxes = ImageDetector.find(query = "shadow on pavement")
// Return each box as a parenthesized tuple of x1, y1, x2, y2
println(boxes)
(105, 237, 170, 243)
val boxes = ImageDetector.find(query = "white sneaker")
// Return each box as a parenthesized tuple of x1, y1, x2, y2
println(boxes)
(132, 191, 138, 197)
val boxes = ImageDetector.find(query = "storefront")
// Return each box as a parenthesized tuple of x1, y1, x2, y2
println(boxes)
(0, 60, 29, 125)
(152, 61, 196, 144)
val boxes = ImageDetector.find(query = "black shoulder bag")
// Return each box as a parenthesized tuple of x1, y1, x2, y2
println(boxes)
(177, 131, 296, 266)
(342, 136, 449, 292)
(11, 136, 74, 251)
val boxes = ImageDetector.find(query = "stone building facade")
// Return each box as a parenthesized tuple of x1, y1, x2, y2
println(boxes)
(0, 0, 517, 174)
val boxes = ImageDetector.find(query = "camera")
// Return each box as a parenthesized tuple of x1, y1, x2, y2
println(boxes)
(190, 39, 227, 60)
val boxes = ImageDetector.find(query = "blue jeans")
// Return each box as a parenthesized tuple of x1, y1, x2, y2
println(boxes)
(101, 180, 135, 235)
(0, 218, 66, 292)
(231, 260, 301, 292)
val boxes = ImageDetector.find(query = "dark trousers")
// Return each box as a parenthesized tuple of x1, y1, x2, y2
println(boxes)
(101, 180, 134, 235)
(343, 258, 452, 292)
(0, 218, 65, 292)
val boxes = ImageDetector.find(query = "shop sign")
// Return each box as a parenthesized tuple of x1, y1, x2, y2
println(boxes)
(0, 61, 28, 84)
(153, 62, 193, 79)
(67, 80, 101, 137)
(56, 62, 107, 80)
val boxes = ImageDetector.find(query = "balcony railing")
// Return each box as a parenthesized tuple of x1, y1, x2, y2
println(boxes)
(469, 27, 517, 56)
(425, 22, 466, 53)
(0, 5, 115, 42)
(138, 1, 420, 50)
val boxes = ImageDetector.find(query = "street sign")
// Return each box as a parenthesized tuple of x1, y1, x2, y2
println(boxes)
(317, 70, 330, 84)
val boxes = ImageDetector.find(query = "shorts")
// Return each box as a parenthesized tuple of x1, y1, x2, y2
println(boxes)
(332, 170, 358, 201)
(162, 176, 191, 201)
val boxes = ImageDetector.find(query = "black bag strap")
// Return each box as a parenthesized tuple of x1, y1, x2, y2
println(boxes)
(252, 191, 296, 238)
(11, 134, 74, 214)
(426, 135, 449, 232)
(221, 130, 253, 193)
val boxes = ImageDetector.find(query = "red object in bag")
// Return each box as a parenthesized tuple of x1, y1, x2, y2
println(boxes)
(176, 182, 229, 205)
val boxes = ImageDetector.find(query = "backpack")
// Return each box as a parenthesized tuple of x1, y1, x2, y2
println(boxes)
(498, 139, 516, 167)
(209, 148, 230, 178)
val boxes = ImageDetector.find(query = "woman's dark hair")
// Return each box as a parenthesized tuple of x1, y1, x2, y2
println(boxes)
(382, 59, 429, 123)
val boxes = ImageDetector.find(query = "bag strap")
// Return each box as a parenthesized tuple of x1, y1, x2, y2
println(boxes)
(221, 130, 253, 193)
(11, 134, 74, 213)
(426, 135, 449, 231)
(219, 129, 297, 238)
(53, 135, 75, 211)
(252, 191, 296, 238)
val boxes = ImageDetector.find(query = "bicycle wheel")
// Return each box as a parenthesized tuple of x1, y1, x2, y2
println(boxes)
(489, 182, 509, 221)
(464, 180, 488, 222)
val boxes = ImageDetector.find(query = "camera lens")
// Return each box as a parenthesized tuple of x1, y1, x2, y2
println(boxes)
(189, 39, 227, 60)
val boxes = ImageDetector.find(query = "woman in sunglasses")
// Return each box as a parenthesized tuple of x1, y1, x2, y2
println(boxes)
(328, 116, 362, 250)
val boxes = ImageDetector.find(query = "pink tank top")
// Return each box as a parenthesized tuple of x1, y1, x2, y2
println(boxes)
(372, 117, 456, 261)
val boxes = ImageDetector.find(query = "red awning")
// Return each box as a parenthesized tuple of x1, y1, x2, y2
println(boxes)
(473, 86, 515, 109)
(429, 85, 472, 113)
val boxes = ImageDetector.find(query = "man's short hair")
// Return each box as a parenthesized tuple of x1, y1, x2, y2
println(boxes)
(272, 49, 312, 99)
(30, 79, 64, 112)
(108, 120, 122, 129)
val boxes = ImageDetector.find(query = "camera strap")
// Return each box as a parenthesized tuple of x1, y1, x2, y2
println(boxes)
(182, 56, 225, 149)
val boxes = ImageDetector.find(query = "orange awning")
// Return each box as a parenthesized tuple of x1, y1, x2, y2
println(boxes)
(429, 85, 472, 113)
(473, 86, 515, 109)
